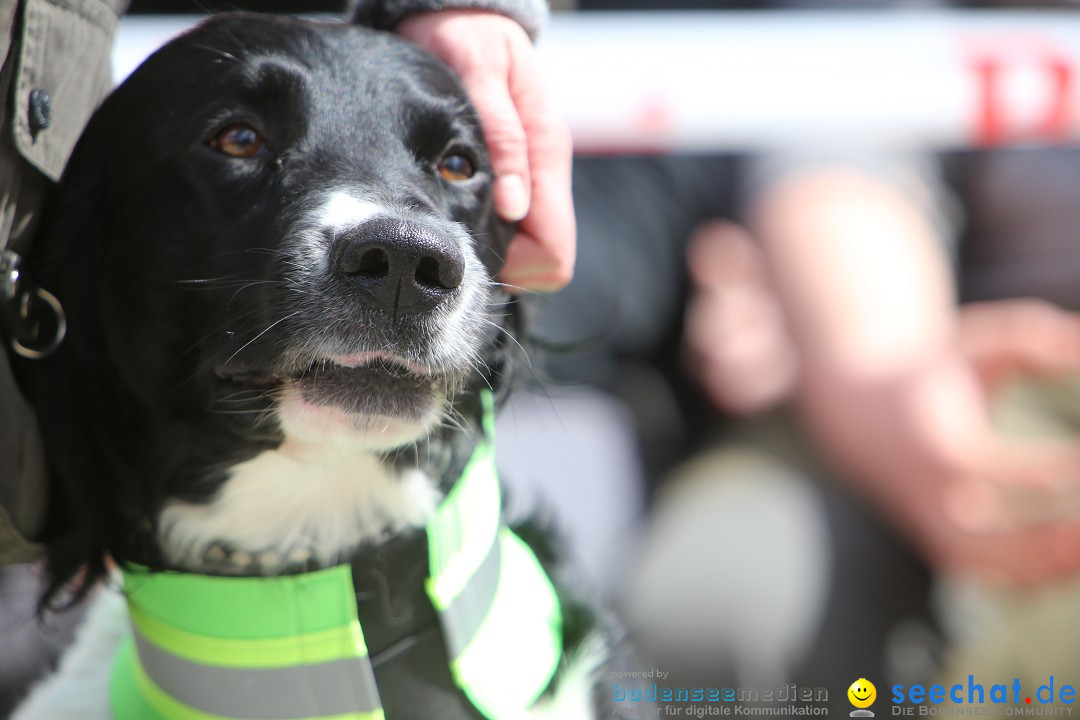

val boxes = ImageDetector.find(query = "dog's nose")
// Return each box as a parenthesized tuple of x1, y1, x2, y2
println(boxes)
(335, 219, 465, 314)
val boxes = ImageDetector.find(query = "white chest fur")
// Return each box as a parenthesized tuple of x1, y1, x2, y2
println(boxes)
(158, 435, 441, 571)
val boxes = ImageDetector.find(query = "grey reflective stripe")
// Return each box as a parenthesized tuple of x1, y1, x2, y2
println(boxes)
(132, 631, 382, 719)
(438, 530, 502, 658)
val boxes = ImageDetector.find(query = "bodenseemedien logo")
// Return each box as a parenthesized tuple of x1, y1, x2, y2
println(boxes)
(610, 673, 830, 715)
(850, 679, 877, 717)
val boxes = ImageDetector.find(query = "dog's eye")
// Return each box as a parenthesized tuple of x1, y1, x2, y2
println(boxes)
(209, 124, 266, 158)
(437, 153, 474, 182)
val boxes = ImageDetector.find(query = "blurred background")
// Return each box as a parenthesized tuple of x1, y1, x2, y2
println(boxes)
(8, 0, 1080, 715)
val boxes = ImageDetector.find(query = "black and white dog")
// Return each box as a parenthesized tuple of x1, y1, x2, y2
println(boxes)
(12, 13, 612, 719)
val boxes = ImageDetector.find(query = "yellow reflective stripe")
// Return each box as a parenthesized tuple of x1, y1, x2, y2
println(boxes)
(133, 654, 386, 720)
(426, 441, 501, 609)
(449, 531, 562, 719)
(130, 603, 367, 668)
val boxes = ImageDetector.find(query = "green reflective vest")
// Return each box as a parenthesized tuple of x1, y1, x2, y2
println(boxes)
(109, 390, 563, 720)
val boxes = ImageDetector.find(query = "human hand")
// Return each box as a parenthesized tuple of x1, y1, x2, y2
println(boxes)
(395, 10, 575, 292)
(806, 299, 1080, 585)
(683, 220, 797, 414)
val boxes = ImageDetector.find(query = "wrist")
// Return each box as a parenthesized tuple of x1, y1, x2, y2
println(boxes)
(799, 351, 989, 483)
(354, 0, 548, 41)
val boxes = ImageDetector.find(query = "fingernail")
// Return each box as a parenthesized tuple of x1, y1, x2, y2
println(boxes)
(495, 174, 529, 222)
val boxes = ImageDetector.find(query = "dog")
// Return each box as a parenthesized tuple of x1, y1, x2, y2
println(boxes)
(11, 13, 615, 720)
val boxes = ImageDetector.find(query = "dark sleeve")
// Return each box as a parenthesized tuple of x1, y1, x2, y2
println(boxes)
(349, 0, 549, 40)
(532, 155, 738, 385)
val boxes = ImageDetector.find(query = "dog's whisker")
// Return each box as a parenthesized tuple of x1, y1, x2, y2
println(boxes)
(487, 281, 545, 298)
(166, 308, 276, 395)
(209, 409, 272, 416)
(436, 408, 468, 436)
(244, 246, 291, 257)
(193, 43, 241, 64)
(216, 394, 271, 406)
(468, 352, 492, 375)
(173, 274, 256, 285)
(222, 311, 302, 368)
(175, 306, 263, 359)
(227, 280, 283, 309)
(466, 360, 494, 392)
(216, 387, 277, 404)
(478, 318, 531, 368)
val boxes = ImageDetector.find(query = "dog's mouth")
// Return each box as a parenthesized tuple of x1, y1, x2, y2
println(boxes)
(293, 353, 438, 420)
(219, 351, 444, 421)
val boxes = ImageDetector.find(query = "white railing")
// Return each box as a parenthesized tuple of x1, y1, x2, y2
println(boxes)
(115, 11, 1080, 151)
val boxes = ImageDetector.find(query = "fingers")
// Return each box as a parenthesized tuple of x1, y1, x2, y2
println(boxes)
(914, 439, 1080, 583)
(917, 300, 1080, 582)
(498, 41, 575, 291)
(978, 439, 1080, 491)
(685, 221, 764, 291)
(959, 299, 1080, 386)
(458, 58, 533, 223)
(904, 482, 1080, 585)
(683, 220, 797, 413)
(688, 295, 799, 414)
(500, 148, 575, 292)
(932, 518, 1080, 586)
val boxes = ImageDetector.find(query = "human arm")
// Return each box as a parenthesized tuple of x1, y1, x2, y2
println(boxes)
(746, 165, 1080, 583)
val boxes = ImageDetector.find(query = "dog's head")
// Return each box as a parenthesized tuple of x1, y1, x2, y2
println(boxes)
(17, 13, 519, 601)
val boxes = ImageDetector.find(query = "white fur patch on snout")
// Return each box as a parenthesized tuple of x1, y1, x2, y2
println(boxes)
(292, 191, 387, 273)
(317, 191, 384, 231)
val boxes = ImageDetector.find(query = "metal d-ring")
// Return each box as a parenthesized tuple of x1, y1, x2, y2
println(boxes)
(1, 249, 67, 359)
(11, 284, 66, 360)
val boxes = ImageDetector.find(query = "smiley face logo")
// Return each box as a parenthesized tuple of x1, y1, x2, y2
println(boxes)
(848, 679, 877, 709)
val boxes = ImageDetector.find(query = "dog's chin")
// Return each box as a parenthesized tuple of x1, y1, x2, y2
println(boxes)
(233, 354, 449, 451)
(276, 381, 442, 451)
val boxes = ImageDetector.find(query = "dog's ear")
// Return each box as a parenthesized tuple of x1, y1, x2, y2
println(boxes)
(15, 102, 159, 610)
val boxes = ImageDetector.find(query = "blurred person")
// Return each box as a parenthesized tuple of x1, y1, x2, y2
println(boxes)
(670, 185, 1080, 694)
(658, 124, 1080, 702)
(739, 159, 1080, 583)
(520, 0, 1080, 705)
